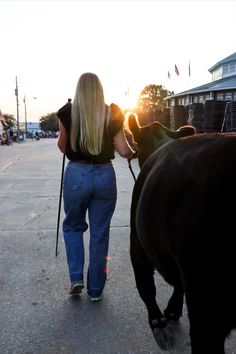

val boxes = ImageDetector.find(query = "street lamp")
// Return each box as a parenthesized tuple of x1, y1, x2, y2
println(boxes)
(15, 76, 20, 140)
(23, 96, 27, 140)
(23, 96, 37, 140)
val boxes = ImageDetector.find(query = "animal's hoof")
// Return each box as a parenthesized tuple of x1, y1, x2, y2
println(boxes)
(151, 317, 167, 328)
(152, 324, 176, 351)
(164, 309, 181, 322)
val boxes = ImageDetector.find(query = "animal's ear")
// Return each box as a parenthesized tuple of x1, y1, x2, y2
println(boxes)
(127, 114, 141, 142)
(176, 125, 196, 138)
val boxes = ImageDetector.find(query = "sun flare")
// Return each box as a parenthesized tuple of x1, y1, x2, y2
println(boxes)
(118, 90, 139, 111)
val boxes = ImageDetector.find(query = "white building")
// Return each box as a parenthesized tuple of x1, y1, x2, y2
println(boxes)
(24, 121, 41, 134)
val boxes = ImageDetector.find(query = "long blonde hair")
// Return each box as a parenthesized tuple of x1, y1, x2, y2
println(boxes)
(70, 72, 108, 155)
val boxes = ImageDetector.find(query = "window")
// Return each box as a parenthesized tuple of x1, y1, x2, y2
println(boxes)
(217, 93, 223, 101)
(186, 96, 192, 104)
(225, 93, 232, 101)
(199, 96, 204, 103)
(213, 68, 221, 80)
(222, 64, 229, 75)
(230, 63, 236, 73)
(193, 96, 198, 103)
(212, 66, 222, 81)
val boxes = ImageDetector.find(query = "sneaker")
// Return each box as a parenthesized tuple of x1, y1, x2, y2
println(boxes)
(69, 282, 84, 295)
(89, 295, 102, 302)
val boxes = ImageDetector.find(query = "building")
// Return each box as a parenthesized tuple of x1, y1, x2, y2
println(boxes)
(166, 52, 236, 107)
(15, 121, 41, 139)
(24, 121, 41, 134)
(164, 52, 236, 133)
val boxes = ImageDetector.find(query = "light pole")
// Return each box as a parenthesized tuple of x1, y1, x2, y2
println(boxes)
(23, 96, 37, 140)
(15, 76, 20, 140)
(23, 95, 27, 140)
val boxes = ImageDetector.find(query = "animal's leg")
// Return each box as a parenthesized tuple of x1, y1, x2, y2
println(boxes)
(185, 288, 228, 354)
(189, 311, 227, 354)
(130, 233, 163, 325)
(130, 234, 176, 351)
(164, 283, 184, 321)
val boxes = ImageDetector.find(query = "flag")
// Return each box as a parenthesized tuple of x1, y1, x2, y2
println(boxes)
(188, 61, 191, 77)
(175, 64, 179, 76)
(168, 71, 171, 79)
(15, 76, 19, 96)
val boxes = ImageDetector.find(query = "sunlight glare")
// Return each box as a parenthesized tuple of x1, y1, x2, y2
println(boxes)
(118, 89, 139, 111)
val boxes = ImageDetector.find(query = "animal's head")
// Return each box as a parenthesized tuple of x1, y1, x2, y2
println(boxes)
(128, 113, 196, 168)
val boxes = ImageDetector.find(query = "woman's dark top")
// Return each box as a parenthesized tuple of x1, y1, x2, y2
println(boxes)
(57, 102, 124, 163)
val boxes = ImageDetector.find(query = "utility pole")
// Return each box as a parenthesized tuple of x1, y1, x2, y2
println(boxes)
(15, 76, 20, 140)
(23, 95, 27, 140)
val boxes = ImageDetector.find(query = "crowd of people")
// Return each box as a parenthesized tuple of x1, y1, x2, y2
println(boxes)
(0, 130, 59, 145)
(0, 128, 14, 145)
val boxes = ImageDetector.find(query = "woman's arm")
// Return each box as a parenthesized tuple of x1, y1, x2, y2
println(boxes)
(57, 121, 67, 153)
(113, 129, 136, 160)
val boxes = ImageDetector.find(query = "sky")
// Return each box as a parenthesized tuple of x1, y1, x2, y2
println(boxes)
(0, 0, 236, 122)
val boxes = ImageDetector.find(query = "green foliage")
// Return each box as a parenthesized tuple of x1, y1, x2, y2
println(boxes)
(136, 84, 173, 112)
(2, 114, 16, 128)
(39, 112, 59, 132)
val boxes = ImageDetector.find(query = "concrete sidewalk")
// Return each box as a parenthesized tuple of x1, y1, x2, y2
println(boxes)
(0, 139, 235, 354)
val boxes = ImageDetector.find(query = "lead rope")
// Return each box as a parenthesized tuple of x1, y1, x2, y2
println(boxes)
(128, 159, 137, 182)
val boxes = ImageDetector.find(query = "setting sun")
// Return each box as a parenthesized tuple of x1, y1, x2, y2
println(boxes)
(123, 89, 139, 110)
(111, 87, 140, 112)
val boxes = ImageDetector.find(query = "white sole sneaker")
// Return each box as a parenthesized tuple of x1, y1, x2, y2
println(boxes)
(69, 283, 84, 295)
(89, 295, 102, 302)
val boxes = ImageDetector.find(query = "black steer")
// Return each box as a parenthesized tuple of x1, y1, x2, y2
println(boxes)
(128, 115, 236, 353)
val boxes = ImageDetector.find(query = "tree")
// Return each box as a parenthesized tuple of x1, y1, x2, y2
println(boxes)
(136, 84, 173, 112)
(2, 114, 16, 128)
(39, 112, 59, 132)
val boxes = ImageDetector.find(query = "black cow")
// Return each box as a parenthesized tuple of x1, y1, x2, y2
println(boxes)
(128, 115, 236, 353)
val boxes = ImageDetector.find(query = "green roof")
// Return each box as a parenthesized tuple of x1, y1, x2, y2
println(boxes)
(168, 74, 236, 98)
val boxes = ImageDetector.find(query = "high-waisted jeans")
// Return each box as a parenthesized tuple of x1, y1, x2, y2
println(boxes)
(62, 161, 117, 298)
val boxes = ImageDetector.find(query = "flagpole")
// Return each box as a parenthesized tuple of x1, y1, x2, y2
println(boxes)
(188, 60, 191, 90)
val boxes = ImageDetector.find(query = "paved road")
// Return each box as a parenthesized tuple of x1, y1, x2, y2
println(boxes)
(0, 139, 235, 354)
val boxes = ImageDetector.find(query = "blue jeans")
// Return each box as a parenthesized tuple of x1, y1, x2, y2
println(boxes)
(63, 161, 117, 297)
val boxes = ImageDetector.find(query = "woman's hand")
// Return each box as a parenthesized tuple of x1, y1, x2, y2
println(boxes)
(57, 121, 67, 153)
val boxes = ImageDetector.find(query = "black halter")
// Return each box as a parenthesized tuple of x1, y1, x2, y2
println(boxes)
(127, 159, 137, 182)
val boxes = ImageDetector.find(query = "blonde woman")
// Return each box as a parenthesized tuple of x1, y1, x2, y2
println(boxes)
(57, 73, 135, 301)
